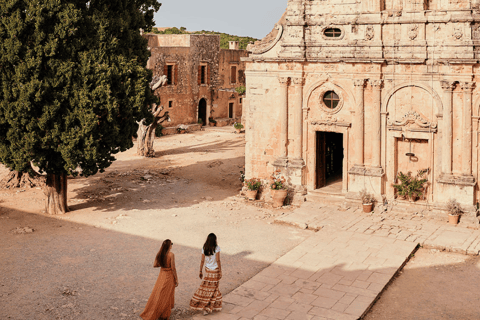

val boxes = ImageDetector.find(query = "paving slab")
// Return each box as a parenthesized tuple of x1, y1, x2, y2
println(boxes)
(215, 228, 417, 320)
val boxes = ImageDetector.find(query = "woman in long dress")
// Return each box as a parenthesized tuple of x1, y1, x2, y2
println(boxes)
(189, 233, 222, 315)
(141, 239, 179, 320)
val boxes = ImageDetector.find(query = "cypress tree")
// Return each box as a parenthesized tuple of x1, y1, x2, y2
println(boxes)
(0, 0, 161, 214)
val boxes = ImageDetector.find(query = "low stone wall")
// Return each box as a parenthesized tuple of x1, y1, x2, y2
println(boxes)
(161, 123, 203, 136)
(215, 117, 240, 127)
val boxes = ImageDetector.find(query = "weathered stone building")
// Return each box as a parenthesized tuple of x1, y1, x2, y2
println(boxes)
(144, 34, 247, 128)
(244, 0, 480, 210)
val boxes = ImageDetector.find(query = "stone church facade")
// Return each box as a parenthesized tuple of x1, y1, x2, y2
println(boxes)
(244, 0, 480, 209)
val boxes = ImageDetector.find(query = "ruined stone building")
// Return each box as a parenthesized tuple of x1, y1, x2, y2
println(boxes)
(244, 0, 480, 210)
(144, 34, 247, 128)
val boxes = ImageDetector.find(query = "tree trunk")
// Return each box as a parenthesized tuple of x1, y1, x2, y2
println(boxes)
(136, 106, 169, 158)
(0, 169, 45, 189)
(44, 173, 69, 215)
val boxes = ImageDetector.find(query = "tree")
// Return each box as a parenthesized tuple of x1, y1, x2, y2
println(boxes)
(136, 75, 171, 157)
(0, 0, 161, 214)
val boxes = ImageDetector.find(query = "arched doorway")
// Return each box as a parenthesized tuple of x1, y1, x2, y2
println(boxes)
(198, 98, 207, 126)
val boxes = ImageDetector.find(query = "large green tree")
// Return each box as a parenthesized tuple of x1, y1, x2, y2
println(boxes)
(0, 0, 161, 214)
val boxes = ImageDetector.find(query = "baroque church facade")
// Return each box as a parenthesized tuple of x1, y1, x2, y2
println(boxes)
(243, 0, 480, 210)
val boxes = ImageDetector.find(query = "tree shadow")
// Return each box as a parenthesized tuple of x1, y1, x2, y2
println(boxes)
(0, 207, 275, 319)
(67, 155, 245, 213)
(153, 137, 245, 158)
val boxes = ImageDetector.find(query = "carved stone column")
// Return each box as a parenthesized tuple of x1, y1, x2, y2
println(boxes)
(353, 79, 366, 167)
(370, 80, 383, 168)
(278, 77, 289, 161)
(441, 80, 455, 176)
(292, 77, 304, 162)
(462, 82, 475, 177)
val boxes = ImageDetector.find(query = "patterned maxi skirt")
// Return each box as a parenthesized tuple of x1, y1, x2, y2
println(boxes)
(140, 268, 175, 320)
(189, 268, 222, 312)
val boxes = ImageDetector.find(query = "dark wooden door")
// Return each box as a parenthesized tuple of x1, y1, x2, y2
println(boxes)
(316, 132, 326, 189)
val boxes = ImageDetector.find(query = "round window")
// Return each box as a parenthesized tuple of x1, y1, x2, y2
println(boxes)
(324, 28, 342, 38)
(323, 91, 340, 109)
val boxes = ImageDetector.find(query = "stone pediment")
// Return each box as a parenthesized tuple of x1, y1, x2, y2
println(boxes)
(387, 110, 437, 132)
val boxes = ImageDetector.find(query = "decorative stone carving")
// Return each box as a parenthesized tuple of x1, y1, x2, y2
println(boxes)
(370, 79, 384, 88)
(387, 110, 437, 130)
(453, 27, 463, 40)
(248, 24, 284, 54)
(365, 26, 375, 41)
(292, 77, 304, 86)
(461, 82, 475, 92)
(353, 79, 366, 87)
(441, 80, 456, 91)
(408, 25, 419, 40)
(278, 77, 289, 85)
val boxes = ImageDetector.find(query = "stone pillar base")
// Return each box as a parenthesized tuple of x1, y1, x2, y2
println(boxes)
(436, 174, 476, 206)
(347, 166, 384, 197)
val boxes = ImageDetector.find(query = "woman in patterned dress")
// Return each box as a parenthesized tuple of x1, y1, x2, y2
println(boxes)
(189, 233, 222, 315)
(140, 239, 178, 320)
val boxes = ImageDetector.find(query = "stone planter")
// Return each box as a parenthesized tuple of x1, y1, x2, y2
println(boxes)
(272, 189, 288, 208)
(362, 203, 373, 213)
(246, 190, 257, 201)
(448, 214, 460, 225)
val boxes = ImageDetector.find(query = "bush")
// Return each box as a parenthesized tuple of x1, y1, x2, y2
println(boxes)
(155, 124, 163, 137)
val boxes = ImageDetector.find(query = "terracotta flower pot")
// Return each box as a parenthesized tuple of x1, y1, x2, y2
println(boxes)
(448, 214, 460, 225)
(236, 128, 242, 134)
(272, 189, 288, 208)
(396, 195, 406, 200)
(209, 122, 215, 127)
(362, 203, 373, 213)
(246, 190, 258, 201)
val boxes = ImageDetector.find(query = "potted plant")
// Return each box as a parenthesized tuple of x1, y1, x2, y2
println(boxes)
(270, 172, 288, 208)
(234, 122, 244, 134)
(244, 178, 261, 201)
(198, 118, 204, 126)
(360, 189, 375, 213)
(393, 169, 428, 202)
(208, 117, 216, 127)
(446, 198, 462, 225)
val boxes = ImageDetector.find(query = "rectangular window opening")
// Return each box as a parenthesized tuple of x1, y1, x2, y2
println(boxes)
(231, 66, 237, 84)
(201, 66, 206, 84)
(169, 101, 173, 108)
(167, 65, 173, 85)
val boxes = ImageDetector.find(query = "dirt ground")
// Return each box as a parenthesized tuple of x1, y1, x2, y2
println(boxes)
(0, 127, 313, 320)
(365, 248, 480, 320)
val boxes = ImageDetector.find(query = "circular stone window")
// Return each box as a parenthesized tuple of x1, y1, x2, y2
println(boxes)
(324, 28, 342, 38)
(323, 91, 340, 109)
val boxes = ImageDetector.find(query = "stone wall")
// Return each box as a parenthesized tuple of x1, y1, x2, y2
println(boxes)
(243, 0, 480, 209)
(144, 34, 247, 127)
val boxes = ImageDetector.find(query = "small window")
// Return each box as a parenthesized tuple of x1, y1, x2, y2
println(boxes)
(201, 66, 206, 84)
(231, 66, 237, 84)
(239, 98, 242, 104)
(167, 65, 173, 85)
(168, 101, 173, 108)
(324, 28, 342, 38)
(323, 91, 340, 109)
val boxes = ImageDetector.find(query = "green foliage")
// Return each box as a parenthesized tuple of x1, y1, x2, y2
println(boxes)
(245, 178, 261, 191)
(235, 86, 246, 95)
(234, 122, 244, 130)
(150, 27, 257, 50)
(155, 124, 164, 137)
(208, 117, 216, 124)
(0, 0, 161, 176)
(393, 169, 428, 199)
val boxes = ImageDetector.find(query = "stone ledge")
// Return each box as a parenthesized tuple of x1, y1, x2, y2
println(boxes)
(348, 166, 384, 177)
(437, 174, 476, 187)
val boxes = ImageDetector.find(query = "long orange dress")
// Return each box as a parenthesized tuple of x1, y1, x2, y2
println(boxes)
(140, 254, 175, 320)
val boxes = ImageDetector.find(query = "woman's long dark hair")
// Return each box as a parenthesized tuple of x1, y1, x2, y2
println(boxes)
(155, 239, 172, 268)
(203, 233, 217, 256)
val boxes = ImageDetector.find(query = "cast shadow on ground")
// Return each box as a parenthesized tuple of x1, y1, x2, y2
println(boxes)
(0, 207, 268, 319)
(67, 155, 245, 213)
(153, 138, 245, 158)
